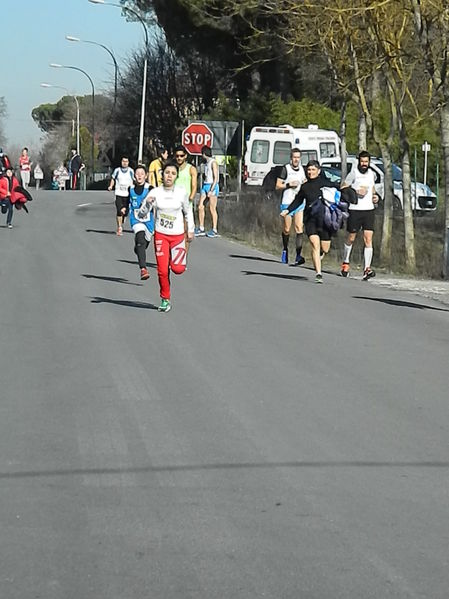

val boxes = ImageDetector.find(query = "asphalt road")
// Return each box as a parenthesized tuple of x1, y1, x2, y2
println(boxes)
(1, 190, 448, 599)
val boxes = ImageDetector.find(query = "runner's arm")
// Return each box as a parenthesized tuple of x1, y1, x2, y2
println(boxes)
(283, 188, 305, 216)
(275, 166, 288, 191)
(209, 160, 219, 194)
(189, 165, 198, 201)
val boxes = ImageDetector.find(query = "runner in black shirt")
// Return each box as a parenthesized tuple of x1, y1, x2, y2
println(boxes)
(281, 160, 339, 283)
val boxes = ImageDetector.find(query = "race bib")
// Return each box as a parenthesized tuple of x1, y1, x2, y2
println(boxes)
(158, 212, 175, 230)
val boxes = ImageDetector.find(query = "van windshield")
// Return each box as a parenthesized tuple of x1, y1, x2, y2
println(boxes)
(300, 150, 318, 165)
(273, 141, 291, 164)
(250, 140, 269, 164)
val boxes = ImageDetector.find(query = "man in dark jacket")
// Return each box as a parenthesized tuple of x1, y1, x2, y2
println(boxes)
(68, 149, 85, 190)
(281, 160, 340, 283)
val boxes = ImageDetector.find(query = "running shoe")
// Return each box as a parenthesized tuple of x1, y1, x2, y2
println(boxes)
(206, 229, 220, 238)
(315, 273, 323, 284)
(340, 262, 350, 277)
(362, 267, 376, 281)
(294, 254, 305, 266)
(158, 298, 172, 312)
(140, 267, 150, 280)
(7, 224, 12, 229)
(194, 227, 206, 237)
(281, 249, 288, 264)
(116, 226, 123, 236)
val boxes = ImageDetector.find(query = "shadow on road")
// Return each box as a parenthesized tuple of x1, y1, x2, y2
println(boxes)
(353, 296, 449, 312)
(2, 459, 449, 480)
(229, 253, 280, 264)
(90, 296, 158, 310)
(242, 270, 308, 281)
(117, 259, 156, 269)
(85, 228, 117, 235)
(82, 274, 141, 286)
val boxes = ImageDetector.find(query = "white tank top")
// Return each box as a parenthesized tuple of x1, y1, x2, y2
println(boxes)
(281, 163, 306, 205)
(113, 167, 134, 197)
(204, 158, 217, 184)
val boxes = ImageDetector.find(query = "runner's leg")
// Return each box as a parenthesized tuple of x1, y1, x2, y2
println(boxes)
(155, 233, 171, 299)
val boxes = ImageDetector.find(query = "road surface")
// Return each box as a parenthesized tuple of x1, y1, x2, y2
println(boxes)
(1, 190, 448, 598)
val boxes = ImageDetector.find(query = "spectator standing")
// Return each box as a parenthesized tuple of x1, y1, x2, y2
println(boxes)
(34, 164, 44, 189)
(68, 149, 84, 190)
(174, 144, 197, 253)
(148, 147, 168, 187)
(194, 145, 220, 238)
(19, 147, 32, 189)
(53, 162, 70, 191)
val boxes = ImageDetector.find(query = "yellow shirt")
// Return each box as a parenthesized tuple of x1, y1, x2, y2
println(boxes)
(149, 158, 164, 187)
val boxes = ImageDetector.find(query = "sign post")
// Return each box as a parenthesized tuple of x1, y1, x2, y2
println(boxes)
(421, 141, 431, 186)
(182, 123, 214, 155)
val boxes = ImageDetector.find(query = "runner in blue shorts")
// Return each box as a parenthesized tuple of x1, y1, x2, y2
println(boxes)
(276, 148, 307, 265)
(195, 146, 220, 238)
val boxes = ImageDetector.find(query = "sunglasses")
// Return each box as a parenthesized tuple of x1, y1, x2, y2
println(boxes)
(175, 153, 186, 158)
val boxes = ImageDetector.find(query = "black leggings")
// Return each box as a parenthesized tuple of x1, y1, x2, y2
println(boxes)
(134, 231, 150, 268)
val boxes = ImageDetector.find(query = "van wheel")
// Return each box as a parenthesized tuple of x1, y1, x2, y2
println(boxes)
(393, 195, 402, 211)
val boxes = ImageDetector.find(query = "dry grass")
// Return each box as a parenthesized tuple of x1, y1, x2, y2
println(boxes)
(213, 189, 446, 279)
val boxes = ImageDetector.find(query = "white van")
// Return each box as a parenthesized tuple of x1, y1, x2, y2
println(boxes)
(244, 124, 340, 186)
(321, 155, 437, 212)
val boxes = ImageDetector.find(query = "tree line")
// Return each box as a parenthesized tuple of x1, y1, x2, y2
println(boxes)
(31, 0, 449, 275)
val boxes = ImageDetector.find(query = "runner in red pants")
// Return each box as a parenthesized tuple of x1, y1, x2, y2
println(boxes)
(143, 160, 194, 312)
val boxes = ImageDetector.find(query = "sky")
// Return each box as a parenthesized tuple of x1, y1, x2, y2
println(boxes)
(1, 0, 148, 153)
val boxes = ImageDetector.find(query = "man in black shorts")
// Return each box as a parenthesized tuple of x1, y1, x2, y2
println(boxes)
(340, 151, 378, 280)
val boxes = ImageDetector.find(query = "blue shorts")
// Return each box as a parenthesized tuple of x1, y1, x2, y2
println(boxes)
(281, 201, 305, 216)
(201, 183, 219, 197)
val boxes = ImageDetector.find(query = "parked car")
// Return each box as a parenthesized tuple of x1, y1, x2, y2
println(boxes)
(321, 155, 437, 212)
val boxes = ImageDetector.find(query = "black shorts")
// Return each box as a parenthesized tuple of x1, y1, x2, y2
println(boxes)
(115, 195, 129, 217)
(347, 209, 375, 233)
(305, 218, 332, 241)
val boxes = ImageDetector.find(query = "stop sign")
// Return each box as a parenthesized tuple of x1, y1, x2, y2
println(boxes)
(182, 123, 213, 155)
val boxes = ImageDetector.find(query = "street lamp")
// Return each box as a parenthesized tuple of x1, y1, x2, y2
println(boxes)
(66, 35, 119, 162)
(88, 0, 149, 164)
(41, 83, 80, 155)
(50, 63, 95, 179)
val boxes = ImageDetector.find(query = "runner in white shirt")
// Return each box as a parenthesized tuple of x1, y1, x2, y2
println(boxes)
(276, 148, 307, 265)
(340, 151, 379, 280)
(108, 156, 135, 236)
(143, 160, 194, 312)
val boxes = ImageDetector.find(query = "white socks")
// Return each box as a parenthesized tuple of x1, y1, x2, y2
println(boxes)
(342, 243, 352, 263)
(364, 247, 373, 269)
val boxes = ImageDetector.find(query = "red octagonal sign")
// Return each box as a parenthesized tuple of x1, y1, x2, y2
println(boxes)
(182, 123, 213, 155)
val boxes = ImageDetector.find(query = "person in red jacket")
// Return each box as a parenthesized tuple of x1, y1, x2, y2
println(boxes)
(0, 166, 30, 228)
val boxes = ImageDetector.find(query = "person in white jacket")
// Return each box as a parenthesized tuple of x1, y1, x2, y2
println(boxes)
(141, 160, 194, 312)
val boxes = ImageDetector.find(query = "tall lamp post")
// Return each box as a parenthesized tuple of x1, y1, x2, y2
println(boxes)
(66, 35, 119, 162)
(40, 83, 80, 155)
(88, 0, 149, 164)
(50, 62, 95, 179)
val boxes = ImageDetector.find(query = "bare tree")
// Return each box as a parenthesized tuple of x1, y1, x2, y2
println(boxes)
(0, 97, 7, 147)
(410, 0, 449, 277)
